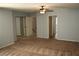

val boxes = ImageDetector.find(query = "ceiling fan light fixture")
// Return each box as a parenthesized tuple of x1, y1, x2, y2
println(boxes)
(40, 6, 46, 14)
(40, 9, 46, 14)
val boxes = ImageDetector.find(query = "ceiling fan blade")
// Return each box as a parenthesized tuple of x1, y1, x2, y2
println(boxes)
(46, 9, 54, 12)
(45, 9, 54, 12)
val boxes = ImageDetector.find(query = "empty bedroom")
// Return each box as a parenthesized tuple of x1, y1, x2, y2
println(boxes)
(0, 3, 79, 56)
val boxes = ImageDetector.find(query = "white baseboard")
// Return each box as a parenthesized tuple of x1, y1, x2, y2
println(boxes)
(56, 38, 79, 42)
(0, 42, 14, 49)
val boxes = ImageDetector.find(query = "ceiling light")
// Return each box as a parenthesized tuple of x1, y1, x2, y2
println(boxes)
(40, 6, 46, 14)
(40, 9, 46, 14)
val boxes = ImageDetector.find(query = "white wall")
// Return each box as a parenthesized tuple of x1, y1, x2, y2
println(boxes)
(37, 14, 49, 38)
(13, 11, 36, 17)
(55, 8, 79, 42)
(36, 8, 79, 42)
(0, 9, 14, 48)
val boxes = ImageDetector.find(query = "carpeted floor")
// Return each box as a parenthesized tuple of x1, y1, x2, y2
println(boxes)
(0, 37, 79, 56)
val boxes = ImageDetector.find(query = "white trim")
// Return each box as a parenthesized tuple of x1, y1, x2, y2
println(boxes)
(0, 42, 14, 49)
(56, 38, 79, 42)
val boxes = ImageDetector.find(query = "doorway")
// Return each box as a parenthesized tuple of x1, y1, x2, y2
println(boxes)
(25, 16, 37, 37)
(15, 16, 37, 38)
(49, 16, 56, 39)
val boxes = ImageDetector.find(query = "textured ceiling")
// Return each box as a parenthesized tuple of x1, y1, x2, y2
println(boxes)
(0, 3, 79, 12)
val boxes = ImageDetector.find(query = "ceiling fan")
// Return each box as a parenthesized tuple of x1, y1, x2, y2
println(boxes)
(40, 6, 53, 14)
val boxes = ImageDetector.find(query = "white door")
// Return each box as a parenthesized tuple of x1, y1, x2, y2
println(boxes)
(15, 17, 21, 36)
(25, 16, 33, 36)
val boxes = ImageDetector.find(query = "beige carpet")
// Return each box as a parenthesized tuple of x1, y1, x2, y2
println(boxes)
(0, 37, 79, 56)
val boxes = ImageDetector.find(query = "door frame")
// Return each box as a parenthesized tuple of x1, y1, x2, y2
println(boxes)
(49, 16, 57, 39)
